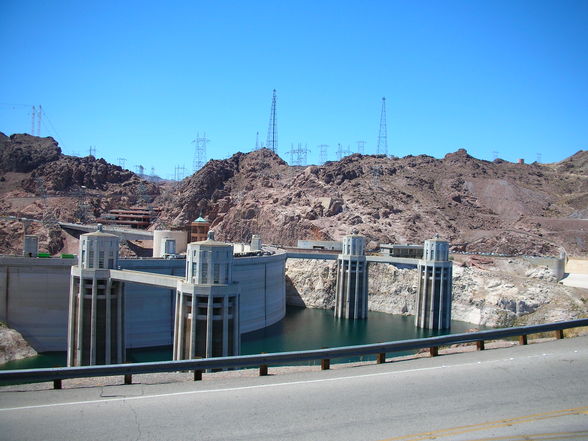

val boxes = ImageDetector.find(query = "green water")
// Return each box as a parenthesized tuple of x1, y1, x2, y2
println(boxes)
(1, 307, 485, 370)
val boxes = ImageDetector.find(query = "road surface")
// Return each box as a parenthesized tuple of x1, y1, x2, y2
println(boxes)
(1, 336, 587, 440)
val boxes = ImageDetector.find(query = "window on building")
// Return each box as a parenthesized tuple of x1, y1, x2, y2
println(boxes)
(98, 251, 105, 269)
(88, 250, 94, 268)
(201, 262, 208, 283)
(213, 264, 220, 284)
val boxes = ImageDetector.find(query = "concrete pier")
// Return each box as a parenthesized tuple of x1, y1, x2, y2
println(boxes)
(173, 232, 240, 359)
(415, 238, 453, 330)
(67, 226, 124, 366)
(334, 235, 368, 319)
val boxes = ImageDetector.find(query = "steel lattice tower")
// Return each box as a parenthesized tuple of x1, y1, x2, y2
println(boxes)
(356, 141, 366, 154)
(192, 132, 209, 172)
(377, 97, 388, 156)
(31, 106, 36, 135)
(318, 144, 329, 164)
(266, 89, 278, 154)
(37, 105, 42, 136)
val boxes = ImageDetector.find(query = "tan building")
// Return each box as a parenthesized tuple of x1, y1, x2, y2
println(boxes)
(190, 216, 211, 242)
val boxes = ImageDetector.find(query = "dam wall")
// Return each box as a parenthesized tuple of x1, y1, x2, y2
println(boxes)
(0, 252, 287, 352)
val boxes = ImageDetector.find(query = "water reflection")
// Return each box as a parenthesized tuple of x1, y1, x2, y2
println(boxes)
(1, 306, 485, 370)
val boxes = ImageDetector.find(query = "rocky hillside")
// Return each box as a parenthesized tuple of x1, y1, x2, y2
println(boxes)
(158, 148, 588, 256)
(0, 133, 159, 255)
(1, 132, 587, 257)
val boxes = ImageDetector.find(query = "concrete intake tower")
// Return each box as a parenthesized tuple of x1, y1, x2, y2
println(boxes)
(334, 234, 368, 319)
(415, 237, 453, 330)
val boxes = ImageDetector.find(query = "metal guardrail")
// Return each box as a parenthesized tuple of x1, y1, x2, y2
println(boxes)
(1, 318, 587, 387)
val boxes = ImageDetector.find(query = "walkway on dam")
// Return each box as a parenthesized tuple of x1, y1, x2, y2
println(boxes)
(1, 336, 586, 440)
(59, 222, 154, 241)
(286, 249, 419, 266)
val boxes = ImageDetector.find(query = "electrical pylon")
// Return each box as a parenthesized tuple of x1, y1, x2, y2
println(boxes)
(319, 144, 329, 164)
(266, 89, 278, 154)
(377, 97, 388, 156)
(192, 132, 209, 172)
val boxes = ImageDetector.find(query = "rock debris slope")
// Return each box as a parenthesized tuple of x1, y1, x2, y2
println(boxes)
(158, 147, 588, 255)
(0, 133, 158, 255)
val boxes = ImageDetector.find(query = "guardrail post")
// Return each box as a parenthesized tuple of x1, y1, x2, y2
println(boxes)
(476, 341, 485, 351)
(53, 379, 62, 390)
(259, 352, 268, 376)
(430, 346, 439, 357)
(555, 329, 564, 339)
(321, 358, 330, 370)
(193, 369, 202, 381)
(377, 353, 386, 364)
(519, 335, 528, 345)
(124, 374, 132, 385)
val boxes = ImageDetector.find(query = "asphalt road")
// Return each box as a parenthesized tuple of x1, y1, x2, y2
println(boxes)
(1, 336, 587, 441)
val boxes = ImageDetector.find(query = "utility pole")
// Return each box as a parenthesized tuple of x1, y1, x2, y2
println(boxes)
(377, 97, 388, 156)
(266, 89, 278, 154)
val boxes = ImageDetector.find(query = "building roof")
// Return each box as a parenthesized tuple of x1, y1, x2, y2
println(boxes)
(82, 224, 119, 238)
(192, 216, 209, 223)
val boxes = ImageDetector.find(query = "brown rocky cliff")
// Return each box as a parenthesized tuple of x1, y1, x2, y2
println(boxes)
(157, 148, 587, 255)
(0, 133, 160, 255)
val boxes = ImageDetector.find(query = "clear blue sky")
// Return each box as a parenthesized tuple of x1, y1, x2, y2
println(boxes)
(1, 0, 587, 179)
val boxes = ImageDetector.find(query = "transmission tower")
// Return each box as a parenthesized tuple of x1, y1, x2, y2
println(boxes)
(266, 89, 278, 154)
(37, 105, 42, 136)
(117, 158, 127, 169)
(255, 131, 260, 150)
(287, 143, 310, 166)
(31, 106, 36, 135)
(492, 150, 499, 160)
(357, 140, 366, 154)
(135, 165, 144, 176)
(536, 153, 542, 163)
(377, 97, 388, 156)
(150, 167, 156, 179)
(335, 143, 351, 160)
(174, 165, 187, 181)
(192, 132, 209, 172)
(319, 144, 329, 164)
(89, 146, 96, 157)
